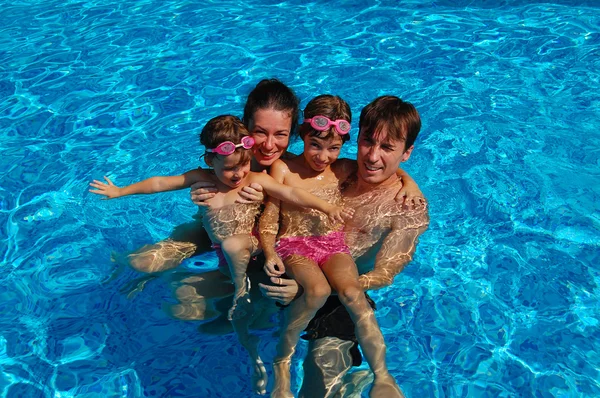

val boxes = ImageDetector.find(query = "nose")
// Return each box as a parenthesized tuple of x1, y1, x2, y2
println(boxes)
(318, 151, 329, 163)
(367, 146, 380, 163)
(263, 135, 275, 150)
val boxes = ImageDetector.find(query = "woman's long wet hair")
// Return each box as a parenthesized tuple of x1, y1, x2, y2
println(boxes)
(242, 78, 300, 137)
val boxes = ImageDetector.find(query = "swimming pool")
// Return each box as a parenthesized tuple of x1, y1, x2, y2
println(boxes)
(1, 0, 599, 396)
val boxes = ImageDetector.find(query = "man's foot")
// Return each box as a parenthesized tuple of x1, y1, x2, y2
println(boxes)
(369, 374, 404, 398)
(252, 358, 268, 395)
(271, 359, 294, 398)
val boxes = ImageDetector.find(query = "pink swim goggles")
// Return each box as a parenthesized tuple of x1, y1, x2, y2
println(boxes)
(206, 136, 255, 156)
(304, 115, 351, 135)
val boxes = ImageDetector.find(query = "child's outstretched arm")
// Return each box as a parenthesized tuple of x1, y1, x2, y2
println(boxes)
(90, 169, 210, 199)
(252, 172, 354, 224)
(394, 168, 425, 209)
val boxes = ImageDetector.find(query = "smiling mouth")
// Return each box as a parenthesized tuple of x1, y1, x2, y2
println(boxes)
(260, 150, 278, 157)
(364, 164, 381, 172)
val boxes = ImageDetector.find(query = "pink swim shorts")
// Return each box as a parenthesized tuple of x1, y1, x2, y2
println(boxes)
(275, 230, 351, 268)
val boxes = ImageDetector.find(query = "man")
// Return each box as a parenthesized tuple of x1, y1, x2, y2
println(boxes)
(260, 95, 429, 397)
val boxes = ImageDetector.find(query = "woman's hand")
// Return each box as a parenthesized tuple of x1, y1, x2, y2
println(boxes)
(264, 253, 285, 277)
(89, 176, 122, 199)
(236, 183, 264, 204)
(258, 277, 302, 306)
(395, 182, 425, 210)
(190, 181, 217, 207)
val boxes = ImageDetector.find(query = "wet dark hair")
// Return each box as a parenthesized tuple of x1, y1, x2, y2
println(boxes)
(300, 94, 351, 143)
(242, 78, 300, 136)
(359, 95, 421, 151)
(200, 115, 252, 166)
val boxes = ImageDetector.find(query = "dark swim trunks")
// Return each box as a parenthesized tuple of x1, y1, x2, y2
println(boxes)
(302, 294, 376, 367)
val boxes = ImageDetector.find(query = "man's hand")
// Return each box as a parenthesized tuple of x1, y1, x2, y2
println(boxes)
(236, 183, 264, 204)
(258, 277, 302, 306)
(190, 181, 217, 206)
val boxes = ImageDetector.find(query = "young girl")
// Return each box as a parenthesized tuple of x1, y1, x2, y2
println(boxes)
(259, 95, 404, 398)
(90, 114, 353, 395)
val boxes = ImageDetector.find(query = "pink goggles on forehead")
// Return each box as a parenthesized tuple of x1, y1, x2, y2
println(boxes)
(304, 115, 351, 135)
(206, 136, 255, 156)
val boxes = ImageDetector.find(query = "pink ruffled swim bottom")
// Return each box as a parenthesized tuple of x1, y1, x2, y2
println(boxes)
(275, 230, 351, 268)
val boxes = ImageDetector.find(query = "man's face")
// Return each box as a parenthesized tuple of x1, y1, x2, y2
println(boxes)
(357, 127, 414, 185)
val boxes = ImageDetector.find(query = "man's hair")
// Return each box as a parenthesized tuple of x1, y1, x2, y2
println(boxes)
(359, 96, 421, 151)
(300, 94, 351, 143)
(242, 78, 300, 137)
(200, 115, 252, 166)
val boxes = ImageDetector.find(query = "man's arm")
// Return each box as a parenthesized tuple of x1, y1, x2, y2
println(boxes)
(358, 205, 429, 290)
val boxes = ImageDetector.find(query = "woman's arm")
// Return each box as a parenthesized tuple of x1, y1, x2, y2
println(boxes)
(394, 168, 425, 208)
(90, 169, 209, 199)
(258, 160, 286, 276)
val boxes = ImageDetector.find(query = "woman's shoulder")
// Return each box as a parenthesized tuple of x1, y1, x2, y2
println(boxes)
(281, 151, 297, 160)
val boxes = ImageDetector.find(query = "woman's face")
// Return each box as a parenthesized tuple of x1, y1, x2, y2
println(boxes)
(247, 108, 292, 168)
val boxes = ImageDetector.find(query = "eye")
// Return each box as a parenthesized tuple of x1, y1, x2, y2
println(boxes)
(330, 146, 341, 151)
(382, 145, 395, 151)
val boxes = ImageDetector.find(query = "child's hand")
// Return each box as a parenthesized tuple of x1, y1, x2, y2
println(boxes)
(236, 183, 264, 204)
(264, 254, 285, 277)
(89, 176, 122, 199)
(395, 182, 425, 210)
(327, 206, 355, 224)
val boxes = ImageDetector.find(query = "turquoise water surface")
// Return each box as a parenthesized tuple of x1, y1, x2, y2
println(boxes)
(1, 0, 599, 397)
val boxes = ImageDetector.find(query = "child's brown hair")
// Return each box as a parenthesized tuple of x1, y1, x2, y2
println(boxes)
(200, 115, 253, 166)
(300, 94, 351, 143)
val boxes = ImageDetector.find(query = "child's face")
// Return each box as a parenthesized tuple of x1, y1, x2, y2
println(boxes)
(302, 133, 343, 172)
(212, 152, 251, 188)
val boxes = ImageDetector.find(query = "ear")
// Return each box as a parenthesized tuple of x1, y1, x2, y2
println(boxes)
(205, 155, 213, 167)
(401, 145, 414, 162)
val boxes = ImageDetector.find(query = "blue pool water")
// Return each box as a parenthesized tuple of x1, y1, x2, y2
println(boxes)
(1, 0, 599, 397)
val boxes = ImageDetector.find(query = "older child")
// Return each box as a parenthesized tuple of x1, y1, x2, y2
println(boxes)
(90, 115, 353, 395)
(259, 95, 403, 397)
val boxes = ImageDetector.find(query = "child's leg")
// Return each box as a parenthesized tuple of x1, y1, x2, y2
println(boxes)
(321, 254, 404, 398)
(220, 234, 267, 395)
(272, 255, 331, 398)
(127, 220, 212, 273)
(220, 234, 257, 319)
